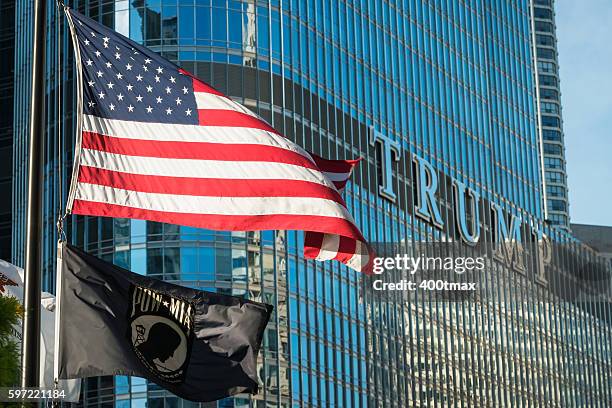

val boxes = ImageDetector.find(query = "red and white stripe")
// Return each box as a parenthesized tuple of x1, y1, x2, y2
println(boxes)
(303, 159, 372, 272)
(69, 75, 373, 273)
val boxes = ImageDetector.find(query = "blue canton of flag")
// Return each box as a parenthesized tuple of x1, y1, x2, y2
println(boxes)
(69, 11, 199, 125)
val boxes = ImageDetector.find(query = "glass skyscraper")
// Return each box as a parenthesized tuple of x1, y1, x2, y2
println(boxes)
(532, 0, 570, 229)
(9, 0, 612, 407)
(0, 0, 14, 260)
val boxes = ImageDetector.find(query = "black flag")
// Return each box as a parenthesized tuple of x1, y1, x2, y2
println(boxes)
(57, 243, 272, 402)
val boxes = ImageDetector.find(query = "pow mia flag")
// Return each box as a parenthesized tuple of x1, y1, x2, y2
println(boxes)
(57, 244, 272, 402)
(128, 284, 194, 383)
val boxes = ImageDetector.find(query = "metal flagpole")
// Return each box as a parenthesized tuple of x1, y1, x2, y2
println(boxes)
(53, 0, 66, 391)
(21, 0, 47, 388)
(53, 241, 64, 386)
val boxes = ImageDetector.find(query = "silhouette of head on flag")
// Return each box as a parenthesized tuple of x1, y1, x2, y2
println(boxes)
(137, 322, 181, 365)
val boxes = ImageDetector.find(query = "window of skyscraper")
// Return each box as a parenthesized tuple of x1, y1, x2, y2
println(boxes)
(537, 47, 556, 59)
(547, 199, 568, 212)
(546, 185, 567, 198)
(535, 21, 554, 33)
(544, 143, 563, 155)
(542, 116, 561, 128)
(545, 157, 564, 169)
(539, 74, 558, 87)
(546, 170, 566, 183)
(541, 102, 559, 114)
(540, 88, 559, 99)
(543, 129, 562, 141)
(537, 34, 555, 47)
(534, 7, 554, 20)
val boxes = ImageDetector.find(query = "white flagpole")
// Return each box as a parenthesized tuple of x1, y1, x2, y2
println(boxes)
(53, 240, 64, 384)
(54, 0, 69, 387)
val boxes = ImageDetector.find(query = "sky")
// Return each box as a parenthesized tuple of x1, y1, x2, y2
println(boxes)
(556, 0, 612, 227)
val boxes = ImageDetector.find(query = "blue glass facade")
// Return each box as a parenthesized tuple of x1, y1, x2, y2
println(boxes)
(532, 0, 570, 228)
(10, 0, 612, 407)
(0, 0, 14, 260)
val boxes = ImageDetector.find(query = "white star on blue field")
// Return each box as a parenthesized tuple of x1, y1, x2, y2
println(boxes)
(72, 11, 199, 125)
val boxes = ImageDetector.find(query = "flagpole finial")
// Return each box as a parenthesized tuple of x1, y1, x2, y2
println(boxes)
(55, 0, 68, 13)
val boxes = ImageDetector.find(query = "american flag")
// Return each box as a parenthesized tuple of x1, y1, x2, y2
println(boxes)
(65, 8, 373, 273)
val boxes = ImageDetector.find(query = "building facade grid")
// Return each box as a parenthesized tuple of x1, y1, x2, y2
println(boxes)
(9, 0, 612, 407)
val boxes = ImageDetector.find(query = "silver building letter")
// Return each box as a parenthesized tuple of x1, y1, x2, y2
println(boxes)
(452, 179, 481, 244)
(413, 155, 444, 228)
(370, 128, 400, 202)
(491, 203, 526, 273)
(530, 222, 552, 285)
